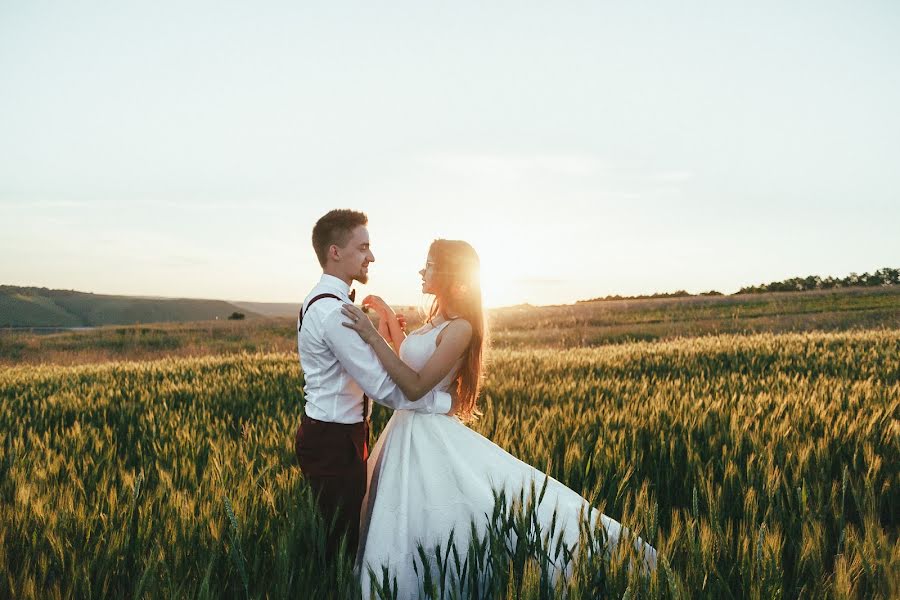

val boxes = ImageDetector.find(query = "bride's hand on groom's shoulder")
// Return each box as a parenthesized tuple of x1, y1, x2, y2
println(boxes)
(341, 304, 380, 345)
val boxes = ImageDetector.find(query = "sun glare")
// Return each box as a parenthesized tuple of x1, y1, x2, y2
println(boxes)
(471, 240, 526, 309)
(467, 229, 572, 308)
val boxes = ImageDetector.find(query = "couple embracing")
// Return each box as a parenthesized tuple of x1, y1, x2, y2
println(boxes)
(294, 209, 655, 598)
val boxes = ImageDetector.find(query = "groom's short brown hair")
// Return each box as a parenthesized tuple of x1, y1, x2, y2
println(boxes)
(312, 209, 368, 267)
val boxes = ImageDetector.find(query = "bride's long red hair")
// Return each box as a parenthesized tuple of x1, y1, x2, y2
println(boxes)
(425, 239, 488, 422)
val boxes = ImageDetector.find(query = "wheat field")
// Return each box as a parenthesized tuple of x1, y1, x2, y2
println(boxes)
(0, 329, 897, 598)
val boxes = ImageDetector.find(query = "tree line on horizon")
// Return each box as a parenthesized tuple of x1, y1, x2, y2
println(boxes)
(737, 266, 899, 294)
(579, 267, 899, 303)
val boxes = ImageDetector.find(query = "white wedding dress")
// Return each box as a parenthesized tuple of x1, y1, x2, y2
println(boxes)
(356, 321, 656, 598)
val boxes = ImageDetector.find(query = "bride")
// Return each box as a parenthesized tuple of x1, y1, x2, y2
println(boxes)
(340, 239, 656, 598)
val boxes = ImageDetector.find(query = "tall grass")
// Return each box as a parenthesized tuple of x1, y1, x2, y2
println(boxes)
(0, 330, 897, 598)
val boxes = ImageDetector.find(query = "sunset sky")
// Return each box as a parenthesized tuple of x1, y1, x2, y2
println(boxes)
(2, 2, 898, 308)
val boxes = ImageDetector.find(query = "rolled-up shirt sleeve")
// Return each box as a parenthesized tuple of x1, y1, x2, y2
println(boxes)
(322, 308, 451, 414)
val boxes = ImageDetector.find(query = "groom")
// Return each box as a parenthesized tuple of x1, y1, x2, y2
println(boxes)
(295, 209, 453, 557)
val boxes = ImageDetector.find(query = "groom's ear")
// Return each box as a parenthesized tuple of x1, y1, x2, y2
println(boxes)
(328, 244, 341, 262)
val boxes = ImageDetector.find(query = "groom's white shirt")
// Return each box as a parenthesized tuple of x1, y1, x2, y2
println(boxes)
(298, 274, 452, 423)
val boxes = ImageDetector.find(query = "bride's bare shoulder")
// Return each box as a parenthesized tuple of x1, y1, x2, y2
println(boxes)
(436, 318, 472, 347)
(448, 318, 472, 334)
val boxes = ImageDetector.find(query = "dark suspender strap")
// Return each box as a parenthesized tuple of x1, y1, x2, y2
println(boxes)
(297, 293, 342, 332)
(298, 291, 370, 422)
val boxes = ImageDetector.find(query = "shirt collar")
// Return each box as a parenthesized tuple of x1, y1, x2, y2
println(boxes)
(318, 273, 351, 299)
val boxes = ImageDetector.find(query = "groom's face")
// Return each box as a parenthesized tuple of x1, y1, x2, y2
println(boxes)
(340, 225, 375, 285)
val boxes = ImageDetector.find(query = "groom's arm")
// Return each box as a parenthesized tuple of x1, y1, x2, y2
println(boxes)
(322, 308, 452, 414)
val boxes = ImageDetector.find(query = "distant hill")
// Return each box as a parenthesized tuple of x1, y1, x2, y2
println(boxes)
(232, 301, 300, 318)
(0, 286, 261, 327)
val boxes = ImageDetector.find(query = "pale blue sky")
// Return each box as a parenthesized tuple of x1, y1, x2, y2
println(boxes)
(1, 1, 898, 307)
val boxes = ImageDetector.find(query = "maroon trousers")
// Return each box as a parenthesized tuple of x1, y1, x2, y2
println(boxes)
(295, 415, 369, 557)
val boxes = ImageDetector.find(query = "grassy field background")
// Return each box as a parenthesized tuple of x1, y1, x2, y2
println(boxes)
(0, 287, 897, 598)
(2, 286, 897, 365)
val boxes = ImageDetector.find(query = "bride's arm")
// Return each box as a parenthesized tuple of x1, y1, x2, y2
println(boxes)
(341, 304, 472, 402)
(363, 295, 406, 354)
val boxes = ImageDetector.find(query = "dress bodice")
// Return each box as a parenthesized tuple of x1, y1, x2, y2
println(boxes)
(399, 320, 461, 394)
